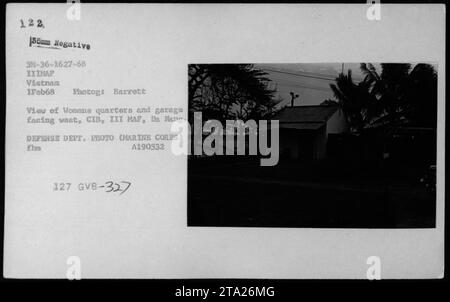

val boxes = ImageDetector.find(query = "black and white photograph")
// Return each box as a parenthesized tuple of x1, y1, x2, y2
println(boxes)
(188, 63, 438, 228)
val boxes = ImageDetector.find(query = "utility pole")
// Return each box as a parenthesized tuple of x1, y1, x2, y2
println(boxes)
(290, 92, 299, 107)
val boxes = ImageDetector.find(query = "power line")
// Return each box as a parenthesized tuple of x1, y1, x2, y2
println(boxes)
(262, 68, 336, 81)
(263, 67, 364, 83)
(270, 77, 333, 91)
(275, 82, 332, 93)
(260, 65, 341, 79)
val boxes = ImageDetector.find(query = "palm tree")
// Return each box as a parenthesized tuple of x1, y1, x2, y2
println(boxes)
(329, 63, 437, 133)
(329, 69, 378, 133)
(403, 64, 437, 128)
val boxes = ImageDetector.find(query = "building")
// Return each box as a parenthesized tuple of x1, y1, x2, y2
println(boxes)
(273, 105, 348, 160)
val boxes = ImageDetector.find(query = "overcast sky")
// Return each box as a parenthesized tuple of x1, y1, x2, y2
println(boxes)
(255, 63, 374, 107)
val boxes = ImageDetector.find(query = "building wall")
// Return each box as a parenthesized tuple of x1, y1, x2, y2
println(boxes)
(279, 108, 347, 160)
(280, 128, 327, 160)
(313, 125, 327, 160)
(326, 108, 348, 135)
(280, 130, 300, 159)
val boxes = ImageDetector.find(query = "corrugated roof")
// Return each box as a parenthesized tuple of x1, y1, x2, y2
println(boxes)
(273, 105, 339, 123)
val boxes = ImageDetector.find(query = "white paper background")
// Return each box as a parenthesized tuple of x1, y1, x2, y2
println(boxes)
(4, 3, 445, 279)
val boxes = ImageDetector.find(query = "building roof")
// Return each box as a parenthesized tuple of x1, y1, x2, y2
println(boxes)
(274, 105, 339, 123)
(273, 105, 339, 130)
(273, 122, 325, 130)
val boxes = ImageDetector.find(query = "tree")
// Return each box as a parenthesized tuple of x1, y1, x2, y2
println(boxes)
(329, 63, 437, 133)
(329, 69, 378, 133)
(360, 63, 437, 129)
(188, 64, 280, 122)
(402, 64, 437, 128)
